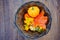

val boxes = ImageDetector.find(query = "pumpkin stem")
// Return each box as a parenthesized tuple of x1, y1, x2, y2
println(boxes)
(32, 7, 34, 10)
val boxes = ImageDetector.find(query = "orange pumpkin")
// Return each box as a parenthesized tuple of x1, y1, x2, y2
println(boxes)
(28, 6, 40, 17)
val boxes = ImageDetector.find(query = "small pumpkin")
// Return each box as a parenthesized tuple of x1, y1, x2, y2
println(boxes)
(28, 6, 40, 17)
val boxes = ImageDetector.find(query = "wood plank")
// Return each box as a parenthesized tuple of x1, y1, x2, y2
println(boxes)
(56, 0, 60, 40)
(8, 0, 25, 40)
(2, 0, 14, 40)
(0, 0, 5, 40)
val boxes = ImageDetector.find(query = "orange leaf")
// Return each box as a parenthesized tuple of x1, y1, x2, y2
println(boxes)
(24, 13, 30, 19)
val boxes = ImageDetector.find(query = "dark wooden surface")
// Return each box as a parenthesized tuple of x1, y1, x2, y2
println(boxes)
(0, 0, 60, 40)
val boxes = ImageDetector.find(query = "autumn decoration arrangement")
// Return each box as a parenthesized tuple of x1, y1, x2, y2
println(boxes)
(24, 6, 48, 33)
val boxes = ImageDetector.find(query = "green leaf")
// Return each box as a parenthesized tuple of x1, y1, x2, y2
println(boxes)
(38, 27, 44, 33)
(35, 27, 40, 31)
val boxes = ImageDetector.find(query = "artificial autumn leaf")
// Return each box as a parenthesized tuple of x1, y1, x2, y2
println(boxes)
(33, 10, 48, 30)
(24, 13, 30, 19)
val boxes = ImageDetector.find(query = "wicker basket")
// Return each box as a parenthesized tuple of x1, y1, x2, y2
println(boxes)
(15, 1, 52, 39)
